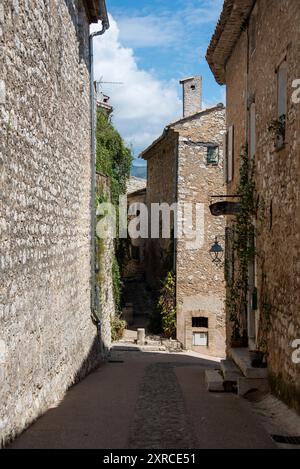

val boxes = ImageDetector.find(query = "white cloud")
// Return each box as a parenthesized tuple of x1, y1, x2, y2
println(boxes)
(113, 0, 224, 50)
(92, 16, 182, 155)
(117, 15, 180, 48)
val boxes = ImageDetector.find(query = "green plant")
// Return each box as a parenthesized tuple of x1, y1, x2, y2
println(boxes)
(96, 109, 132, 308)
(112, 257, 121, 312)
(227, 145, 256, 344)
(157, 272, 177, 339)
(111, 315, 126, 342)
(268, 114, 286, 148)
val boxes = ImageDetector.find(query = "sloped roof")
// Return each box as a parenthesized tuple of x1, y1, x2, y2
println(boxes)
(84, 0, 109, 25)
(206, 0, 256, 84)
(140, 104, 225, 160)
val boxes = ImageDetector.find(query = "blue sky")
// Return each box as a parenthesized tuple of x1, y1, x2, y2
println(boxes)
(93, 0, 224, 170)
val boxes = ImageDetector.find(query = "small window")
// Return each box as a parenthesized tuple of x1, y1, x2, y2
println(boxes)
(192, 317, 208, 328)
(193, 332, 208, 347)
(207, 145, 219, 165)
(191, 85, 196, 90)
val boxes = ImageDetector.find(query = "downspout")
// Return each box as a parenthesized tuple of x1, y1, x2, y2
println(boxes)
(89, 9, 110, 322)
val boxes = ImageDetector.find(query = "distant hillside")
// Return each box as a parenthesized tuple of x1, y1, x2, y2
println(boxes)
(131, 163, 147, 179)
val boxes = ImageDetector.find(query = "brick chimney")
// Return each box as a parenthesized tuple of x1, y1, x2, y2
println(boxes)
(179, 76, 202, 118)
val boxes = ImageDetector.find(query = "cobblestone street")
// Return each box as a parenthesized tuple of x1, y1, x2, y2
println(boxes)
(10, 347, 277, 449)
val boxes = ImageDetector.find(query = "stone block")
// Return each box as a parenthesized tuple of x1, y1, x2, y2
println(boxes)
(205, 369, 225, 392)
(137, 328, 145, 346)
(238, 378, 270, 397)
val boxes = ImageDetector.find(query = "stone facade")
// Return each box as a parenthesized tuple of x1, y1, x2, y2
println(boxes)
(124, 187, 147, 280)
(180, 76, 202, 118)
(207, 0, 300, 410)
(175, 108, 226, 357)
(0, 0, 108, 445)
(142, 80, 226, 357)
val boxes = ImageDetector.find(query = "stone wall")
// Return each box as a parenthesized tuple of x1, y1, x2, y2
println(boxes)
(95, 173, 115, 353)
(225, 0, 300, 409)
(174, 107, 226, 357)
(0, 0, 102, 445)
(144, 131, 178, 289)
(123, 189, 147, 280)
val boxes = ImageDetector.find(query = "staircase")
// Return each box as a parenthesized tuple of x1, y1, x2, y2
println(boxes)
(205, 348, 269, 396)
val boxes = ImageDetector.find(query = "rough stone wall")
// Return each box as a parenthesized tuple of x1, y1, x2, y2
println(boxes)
(0, 0, 101, 445)
(95, 174, 115, 353)
(225, 0, 300, 409)
(124, 190, 147, 280)
(180, 76, 202, 118)
(174, 108, 226, 357)
(144, 131, 178, 289)
(224, 28, 248, 349)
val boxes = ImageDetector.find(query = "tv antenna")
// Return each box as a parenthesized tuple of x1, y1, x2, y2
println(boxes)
(96, 76, 124, 90)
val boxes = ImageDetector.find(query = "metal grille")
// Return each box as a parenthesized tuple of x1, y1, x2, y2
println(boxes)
(192, 317, 208, 328)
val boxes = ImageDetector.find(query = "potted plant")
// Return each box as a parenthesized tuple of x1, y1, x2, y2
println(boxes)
(249, 350, 265, 367)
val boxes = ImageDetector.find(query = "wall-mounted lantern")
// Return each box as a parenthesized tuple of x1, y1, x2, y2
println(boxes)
(209, 237, 224, 264)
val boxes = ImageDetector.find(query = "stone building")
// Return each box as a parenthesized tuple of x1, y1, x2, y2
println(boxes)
(207, 0, 300, 407)
(142, 77, 226, 357)
(123, 180, 147, 281)
(0, 0, 110, 445)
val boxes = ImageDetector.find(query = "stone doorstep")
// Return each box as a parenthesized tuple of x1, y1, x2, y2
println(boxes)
(230, 348, 269, 379)
(205, 369, 225, 392)
(238, 377, 270, 397)
(112, 343, 167, 352)
(220, 359, 243, 382)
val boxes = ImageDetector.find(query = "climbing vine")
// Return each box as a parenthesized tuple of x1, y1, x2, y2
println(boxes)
(156, 271, 177, 339)
(227, 145, 256, 345)
(96, 109, 133, 312)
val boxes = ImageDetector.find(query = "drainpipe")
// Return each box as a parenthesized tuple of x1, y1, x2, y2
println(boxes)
(89, 6, 110, 322)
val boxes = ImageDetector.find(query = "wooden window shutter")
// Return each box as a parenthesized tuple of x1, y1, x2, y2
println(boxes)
(223, 131, 228, 183)
(228, 125, 234, 183)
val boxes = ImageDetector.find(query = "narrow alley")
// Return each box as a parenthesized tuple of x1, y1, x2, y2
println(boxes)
(10, 346, 277, 450)
(1, 0, 300, 453)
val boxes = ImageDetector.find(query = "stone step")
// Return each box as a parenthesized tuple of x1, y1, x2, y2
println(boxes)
(205, 369, 225, 392)
(238, 377, 270, 397)
(112, 343, 167, 352)
(230, 348, 268, 379)
(220, 359, 243, 382)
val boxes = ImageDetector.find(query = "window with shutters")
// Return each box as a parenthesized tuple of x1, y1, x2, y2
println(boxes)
(223, 131, 228, 183)
(227, 126, 234, 183)
(278, 60, 287, 119)
(249, 102, 256, 159)
(207, 145, 219, 165)
(276, 59, 287, 149)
